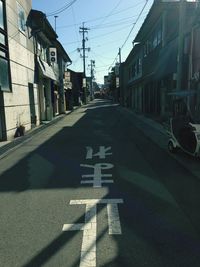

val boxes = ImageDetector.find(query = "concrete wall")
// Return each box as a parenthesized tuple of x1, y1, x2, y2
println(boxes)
(4, 0, 39, 140)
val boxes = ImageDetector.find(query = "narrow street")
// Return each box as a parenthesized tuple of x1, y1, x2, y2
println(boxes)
(1, 99, 200, 267)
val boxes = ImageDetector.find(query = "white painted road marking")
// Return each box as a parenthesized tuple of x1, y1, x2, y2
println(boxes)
(62, 199, 123, 267)
(62, 223, 84, 231)
(86, 146, 112, 159)
(107, 203, 122, 234)
(80, 163, 114, 187)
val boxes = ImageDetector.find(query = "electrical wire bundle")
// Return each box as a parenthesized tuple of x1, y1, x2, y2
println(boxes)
(47, 0, 78, 17)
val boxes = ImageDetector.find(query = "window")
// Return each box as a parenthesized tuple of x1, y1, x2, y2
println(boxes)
(152, 25, 162, 49)
(0, 0, 11, 92)
(131, 58, 142, 79)
(17, 2, 26, 32)
(157, 28, 162, 45)
(0, 32, 5, 45)
(152, 32, 158, 49)
(0, 56, 10, 91)
(143, 23, 162, 57)
(143, 41, 150, 57)
(0, 0, 4, 29)
(37, 40, 48, 62)
(41, 46, 47, 61)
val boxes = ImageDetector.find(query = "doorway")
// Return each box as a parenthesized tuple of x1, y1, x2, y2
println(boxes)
(28, 83, 36, 127)
(0, 89, 7, 141)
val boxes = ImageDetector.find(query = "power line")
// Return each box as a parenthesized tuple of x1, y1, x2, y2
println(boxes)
(89, 37, 127, 50)
(54, 1, 147, 29)
(57, 11, 148, 30)
(108, 0, 150, 71)
(95, 64, 113, 69)
(89, 24, 135, 41)
(90, 15, 146, 30)
(94, 0, 122, 29)
(90, 51, 107, 67)
(68, 48, 78, 54)
(70, 55, 82, 69)
(56, 1, 146, 29)
(47, 0, 78, 16)
(91, 50, 114, 61)
(121, 0, 149, 50)
(71, 5, 80, 44)
(62, 23, 134, 46)
(84, 1, 146, 24)
(58, 16, 134, 30)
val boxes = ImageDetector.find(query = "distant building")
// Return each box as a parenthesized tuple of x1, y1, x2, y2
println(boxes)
(27, 9, 71, 121)
(53, 39, 72, 114)
(64, 69, 83, 109)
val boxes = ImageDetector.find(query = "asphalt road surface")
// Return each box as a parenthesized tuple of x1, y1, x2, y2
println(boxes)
(1, 99, 200, 267)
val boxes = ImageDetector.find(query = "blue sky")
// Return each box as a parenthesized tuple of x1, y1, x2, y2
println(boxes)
(32, 0, 154, 84)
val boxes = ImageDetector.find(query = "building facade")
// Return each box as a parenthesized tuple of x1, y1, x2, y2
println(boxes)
(121, 0, 199, 120)
(28, 9, 59, 122)
(53, 39, 72, 114)
(27, 9, 71, 122)
(0, 2, 72, 141)
(0, 0, 39, 140)
(64, 69, 83, 109)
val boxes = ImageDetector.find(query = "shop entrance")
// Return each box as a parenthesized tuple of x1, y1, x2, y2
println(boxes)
(28, 83, 36, 127)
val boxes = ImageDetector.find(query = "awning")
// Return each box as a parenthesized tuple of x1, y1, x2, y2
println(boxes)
(37, 57, 57, 81)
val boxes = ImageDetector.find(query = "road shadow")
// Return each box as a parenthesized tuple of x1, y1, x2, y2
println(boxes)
(1, 100, 200, 266)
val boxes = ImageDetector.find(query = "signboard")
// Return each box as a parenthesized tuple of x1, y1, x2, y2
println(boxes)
(116, 77, 119, 88)
(115, 63, 120, 76)
(83, 78, 87, 88)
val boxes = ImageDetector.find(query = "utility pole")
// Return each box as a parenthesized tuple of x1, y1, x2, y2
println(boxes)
(78, 23, 90, 104)
(88, 60, 95, 100)
(177, 0, 186, 91)
(118, 48, 122, 104)
(118, 48, 121, 64)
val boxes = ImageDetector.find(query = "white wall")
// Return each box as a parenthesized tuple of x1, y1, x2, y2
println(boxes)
(4, 0, 39, 140)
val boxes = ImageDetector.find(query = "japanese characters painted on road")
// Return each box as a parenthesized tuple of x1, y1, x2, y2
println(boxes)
(86, 146, 112, 159)
(80, 163, 114, 187)
(62, 199, 124, 267)
(61, 146, 124, 266)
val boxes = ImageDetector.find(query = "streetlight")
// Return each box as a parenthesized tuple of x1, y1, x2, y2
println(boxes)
(54, 15, 58, 33)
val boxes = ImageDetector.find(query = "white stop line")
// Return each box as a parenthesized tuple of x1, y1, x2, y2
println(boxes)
(62, 199, 123, 267)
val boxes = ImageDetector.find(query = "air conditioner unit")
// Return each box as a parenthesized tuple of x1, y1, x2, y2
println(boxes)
(49, 47, 57, 64)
